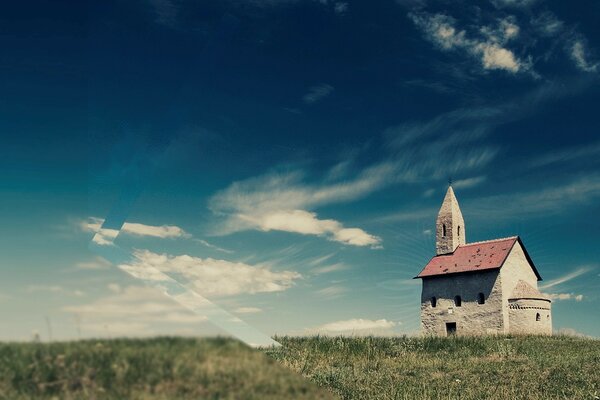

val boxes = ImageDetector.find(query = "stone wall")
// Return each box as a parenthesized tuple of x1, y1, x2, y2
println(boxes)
(499, 242, 549, 334)
(421, 269, 504, 336)
(508, 299, 552, 335)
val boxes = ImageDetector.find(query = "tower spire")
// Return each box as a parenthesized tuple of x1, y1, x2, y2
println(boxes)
(435, 185, 466, 255)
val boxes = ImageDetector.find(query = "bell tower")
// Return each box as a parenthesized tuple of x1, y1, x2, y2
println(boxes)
(436, 185, 466, 255)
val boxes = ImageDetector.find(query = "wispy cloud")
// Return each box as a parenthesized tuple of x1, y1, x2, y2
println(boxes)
(410, 13, 529, 74)
(468, 176, 600, 220)
(530, 141, 600, 168)
(315, 285, 347, 299)
(451, 176, 486, 189)
(119, 249, 301, 297)
(539, 266, 594, 290)
(570, 40, 598, 73)
(193, 239, 233, 254)
(306, 318, 397, 335)
(531, 11, 564, 37)
(491, 0, 538, 9)
(311, 262, 349, 275)
(334, 2, 348, 15)
(545, 293, 584, 302)
(303, 83, 334, 104)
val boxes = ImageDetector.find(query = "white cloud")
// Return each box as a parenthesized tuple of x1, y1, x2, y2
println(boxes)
(303, 83, 334, 104)
(307, 318, 397, 335)
(234, 307, 263, 314)
(545, 293, 584, 302)
(241, 209, 381, 248)
(410, 12, 528, 74)
(539, 266, 593, 290)
(570, 40, 598, 73)
(120, 222, 190, 239)
(209, 167, 389, 247)
(81, 217, 190, 245)
(119, 249, 301, 297)
(63, 285, 208, 337)
(477, 43, 520, 72)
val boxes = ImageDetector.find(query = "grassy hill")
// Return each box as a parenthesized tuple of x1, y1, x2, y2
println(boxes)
(0, 337, 335, 400)
(1, 335, 598, 399)
(267, 335, 600, 400)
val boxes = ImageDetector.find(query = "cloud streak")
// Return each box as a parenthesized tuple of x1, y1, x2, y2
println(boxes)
(539, 266, 593, 290)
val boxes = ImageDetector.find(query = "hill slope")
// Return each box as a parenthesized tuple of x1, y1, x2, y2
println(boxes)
(1, 336, 598, 399)
(266, 335, 600, 400)
(0, 337, 335, 400)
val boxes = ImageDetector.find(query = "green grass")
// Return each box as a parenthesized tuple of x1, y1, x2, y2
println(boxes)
(0, 337, 335, 400)
(266, 335, 600, 400)
(2, 336, 598, 400)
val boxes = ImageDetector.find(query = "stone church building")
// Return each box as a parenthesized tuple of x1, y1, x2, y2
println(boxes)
(416, 186, 552, 336)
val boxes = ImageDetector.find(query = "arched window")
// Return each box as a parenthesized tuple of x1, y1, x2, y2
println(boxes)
(536, 313, 541, 321)
(477, 292, 485, 305)
(454, 295, 462, 307)
(431, 297, 437, 308)
(442, 224, 447, 237)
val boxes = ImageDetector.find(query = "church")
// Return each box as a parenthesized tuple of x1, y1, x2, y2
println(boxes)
(415, 185, 552, 336)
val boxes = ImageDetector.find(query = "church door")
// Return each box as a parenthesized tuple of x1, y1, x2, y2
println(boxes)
(446, 322, 457, 336)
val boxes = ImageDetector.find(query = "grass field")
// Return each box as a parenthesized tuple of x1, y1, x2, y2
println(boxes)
(0, 337, 335, 400)
(267, 335, 600, 400)
(1, 336, 598, 399)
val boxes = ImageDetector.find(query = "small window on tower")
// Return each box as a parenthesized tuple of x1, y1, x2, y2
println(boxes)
(431, 297, 437, 308)
(454, 296, 462, 307)
(477, 292, 485, 305)
(458, 226, 461, 237)
(536, 313, 541, 321)
(442, 224, 447, 237)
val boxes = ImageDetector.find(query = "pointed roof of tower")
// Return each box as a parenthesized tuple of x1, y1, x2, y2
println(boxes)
(438, 185, 463, 219)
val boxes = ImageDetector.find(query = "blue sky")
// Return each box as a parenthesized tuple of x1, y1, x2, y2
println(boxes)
(1, 0, 599, 341)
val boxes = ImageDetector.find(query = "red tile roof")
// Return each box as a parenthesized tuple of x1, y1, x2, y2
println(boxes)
(415, 236, 541, 280)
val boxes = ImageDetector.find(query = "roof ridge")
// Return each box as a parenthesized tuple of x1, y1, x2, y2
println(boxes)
(460, 236, 518, 247)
